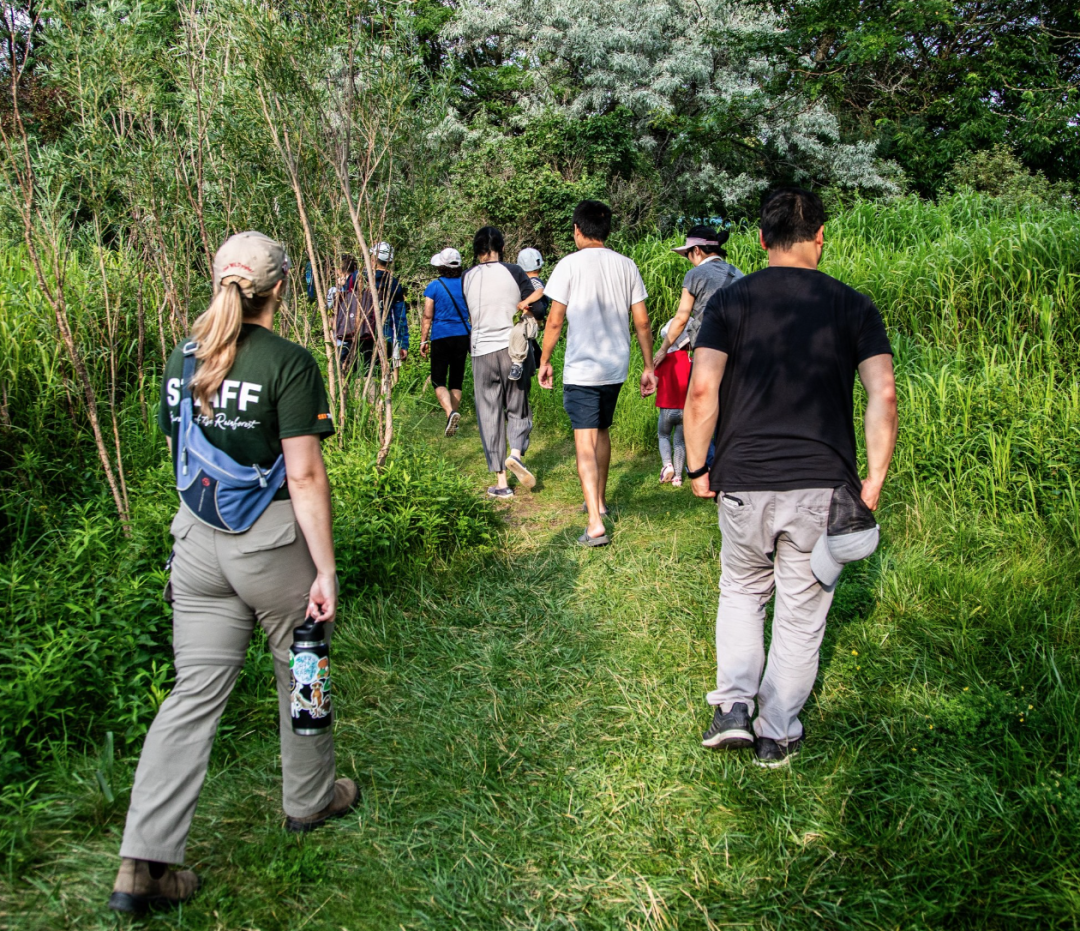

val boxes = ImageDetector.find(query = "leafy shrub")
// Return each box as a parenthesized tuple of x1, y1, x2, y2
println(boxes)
(946, 144, 1074, 208)
(0, 442, 498, 786)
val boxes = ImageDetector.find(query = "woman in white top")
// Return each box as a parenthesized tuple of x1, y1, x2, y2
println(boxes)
(461, 226, 545, 497)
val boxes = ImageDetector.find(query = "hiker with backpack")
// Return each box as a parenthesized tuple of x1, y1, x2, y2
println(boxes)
(332, 244, 408, 380)
(330, 254, 365, 374)
(652, 224, 744, 367)
(371, 242, 409, 383)
(420, 247, 470, 437)
(109, 232, 356, 915)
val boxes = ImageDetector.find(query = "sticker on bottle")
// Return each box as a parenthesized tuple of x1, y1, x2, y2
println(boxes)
(291, 651, 321, 685)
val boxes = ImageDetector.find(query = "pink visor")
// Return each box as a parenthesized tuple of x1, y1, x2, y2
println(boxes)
(672, 236, 720, 255)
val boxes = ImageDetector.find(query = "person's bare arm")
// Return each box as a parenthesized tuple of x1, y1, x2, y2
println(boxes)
(537, 300, 567, 389)
(683, 347, 727, 498)
(517, 284, 545, 314)
(282, 434, 337, 623)
(857, 353, 898, 510)
(420, 297, 435, 358)
(654, 289, 695, 365)
(631, 300, 656, 397)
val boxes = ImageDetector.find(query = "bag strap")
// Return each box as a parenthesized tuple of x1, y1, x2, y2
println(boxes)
(437, 278, 471, 333)
(181, 341, 198, 402)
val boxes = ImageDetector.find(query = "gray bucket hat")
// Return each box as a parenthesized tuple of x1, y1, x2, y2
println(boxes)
(810, 484, 880, 589)
(213, 231, 290, 297)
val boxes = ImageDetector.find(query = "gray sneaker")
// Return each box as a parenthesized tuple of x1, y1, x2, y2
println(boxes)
(488, 486, 514, 499)
(701, 702, 754, 749)
(505, 455, 536, 489)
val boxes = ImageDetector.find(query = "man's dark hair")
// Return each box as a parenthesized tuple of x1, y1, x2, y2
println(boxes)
(473, 226, 504, 261)
(437, 265, 463, 279)
(759, 187, 826, 250)
(573, 200, 612, 242)
(687, 224, 729, 258)
(339, 253, 358, 273)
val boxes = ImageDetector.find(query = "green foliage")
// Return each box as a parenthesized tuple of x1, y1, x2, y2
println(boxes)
(447, 113, 647, 254)
(947, 144, 1075, 208)
(766, 0, 1080, 194)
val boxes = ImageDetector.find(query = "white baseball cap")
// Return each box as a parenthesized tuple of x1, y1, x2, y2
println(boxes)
(516, 248, 543, 271)
(430, 247, 462, 268)
(372, 241, 394, 262)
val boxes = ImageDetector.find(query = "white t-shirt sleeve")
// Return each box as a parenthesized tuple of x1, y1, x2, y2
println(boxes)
(543, 258, 572, 305)
(630, 263, 648, 304)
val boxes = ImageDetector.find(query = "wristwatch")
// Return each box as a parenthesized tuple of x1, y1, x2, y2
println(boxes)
(686, 463, 710, 479)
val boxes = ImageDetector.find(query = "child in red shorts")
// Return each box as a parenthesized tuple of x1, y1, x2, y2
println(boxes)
(655, 320, 692, 486)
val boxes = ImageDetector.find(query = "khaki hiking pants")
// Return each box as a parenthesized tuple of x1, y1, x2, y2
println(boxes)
(708, 488, 835, 744)
(120, 501, 336, 865)
(508, 315, 539, 366)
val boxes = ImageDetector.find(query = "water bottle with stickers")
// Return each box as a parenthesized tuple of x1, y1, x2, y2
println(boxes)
(289, 617, 332, 735)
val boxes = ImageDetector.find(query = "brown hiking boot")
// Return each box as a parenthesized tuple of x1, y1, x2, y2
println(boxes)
(285, 777, 359, 833)
(108, 857, 199, 914)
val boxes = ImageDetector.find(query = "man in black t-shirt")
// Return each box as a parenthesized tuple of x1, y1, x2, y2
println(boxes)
(684, 187, 898, 768)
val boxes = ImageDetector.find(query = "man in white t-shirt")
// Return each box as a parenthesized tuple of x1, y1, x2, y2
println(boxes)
(539, 200, 657, 546)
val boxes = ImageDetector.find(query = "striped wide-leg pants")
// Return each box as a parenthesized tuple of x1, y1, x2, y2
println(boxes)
(472, 347, 532, 472)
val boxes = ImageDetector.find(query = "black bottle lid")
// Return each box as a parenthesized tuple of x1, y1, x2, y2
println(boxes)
(292, 616, 326, 643)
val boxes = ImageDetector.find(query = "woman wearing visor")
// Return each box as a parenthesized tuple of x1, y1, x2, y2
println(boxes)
(109, 231, 357, 914)
(652, 224, 745, 367)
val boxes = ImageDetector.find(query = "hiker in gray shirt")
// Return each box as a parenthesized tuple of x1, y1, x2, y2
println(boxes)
(653, 224, 744, 367)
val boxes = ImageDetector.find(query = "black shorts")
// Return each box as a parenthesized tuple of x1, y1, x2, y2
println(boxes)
(563, 382, 623, 430)
(430, 334, 470, 391)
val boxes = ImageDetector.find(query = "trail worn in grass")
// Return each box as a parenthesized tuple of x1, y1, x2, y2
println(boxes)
(5, 387, 1080, 930)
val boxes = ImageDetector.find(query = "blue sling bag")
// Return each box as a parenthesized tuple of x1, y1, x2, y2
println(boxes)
(175, 341, 287, 533)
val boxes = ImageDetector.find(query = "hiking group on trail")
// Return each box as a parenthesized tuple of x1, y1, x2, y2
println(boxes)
(107, 188, 897, 914)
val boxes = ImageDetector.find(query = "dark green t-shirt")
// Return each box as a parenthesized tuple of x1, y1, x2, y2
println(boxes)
(159, 324, 335, 499)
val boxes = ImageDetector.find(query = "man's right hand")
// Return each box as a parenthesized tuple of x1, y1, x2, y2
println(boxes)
(861, 477, 884, 511)
(639, 368, 657, 397)
(538, 363, 554, 389)
(419, 340, 430, 359)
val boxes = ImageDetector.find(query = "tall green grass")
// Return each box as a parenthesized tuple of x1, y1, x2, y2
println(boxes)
(4, 192, 1080, 928)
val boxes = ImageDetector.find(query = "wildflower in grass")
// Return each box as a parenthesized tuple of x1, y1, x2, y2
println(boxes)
(851, 650, 858, 656)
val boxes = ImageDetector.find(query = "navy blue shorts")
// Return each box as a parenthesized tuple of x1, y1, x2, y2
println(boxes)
(563, 382, 623, 430)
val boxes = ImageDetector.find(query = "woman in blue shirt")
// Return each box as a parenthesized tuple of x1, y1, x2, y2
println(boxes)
(419, 247, 471, 437)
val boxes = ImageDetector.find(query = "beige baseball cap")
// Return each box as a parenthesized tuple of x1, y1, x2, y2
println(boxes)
(212, 231, 290, 296)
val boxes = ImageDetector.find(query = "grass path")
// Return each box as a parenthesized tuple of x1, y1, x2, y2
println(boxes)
(6, 393, 1079, 930)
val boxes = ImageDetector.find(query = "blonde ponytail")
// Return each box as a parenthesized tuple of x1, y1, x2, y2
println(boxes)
(189, 280, 246, 412)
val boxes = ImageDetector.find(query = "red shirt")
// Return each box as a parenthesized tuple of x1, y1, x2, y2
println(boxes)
(655, 349, 691, 409)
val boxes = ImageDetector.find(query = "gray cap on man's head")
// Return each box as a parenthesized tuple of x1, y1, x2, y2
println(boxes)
(213, 231, 290, 296)
(810, 484, 880, 589)
(517, 248, 543, 271)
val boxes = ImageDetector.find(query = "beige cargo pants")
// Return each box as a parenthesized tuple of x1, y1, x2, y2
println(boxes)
(119, 501, 336, 864)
